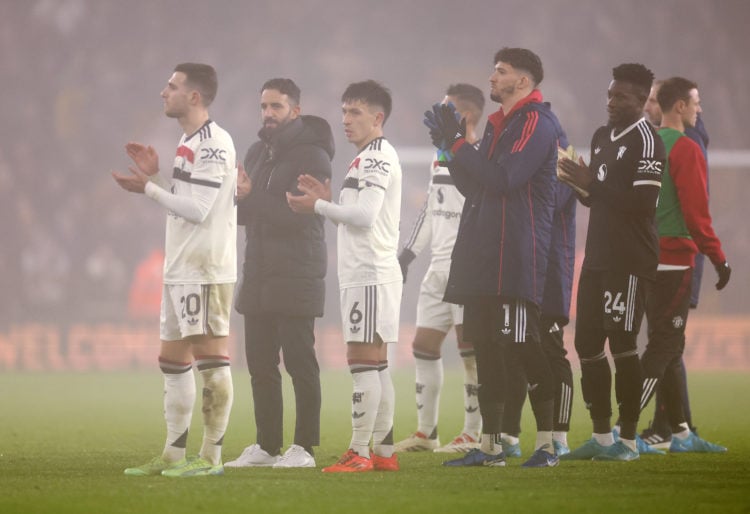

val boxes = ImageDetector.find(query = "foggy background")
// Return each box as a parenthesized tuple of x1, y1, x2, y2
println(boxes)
(1, 0, 748, 367)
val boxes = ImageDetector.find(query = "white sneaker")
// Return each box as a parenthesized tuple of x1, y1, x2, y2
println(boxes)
(272, 444, 316, 468)
(224, 444, 279, 467)
(394, 431, 440, 452)
(434, 432, 480, 453)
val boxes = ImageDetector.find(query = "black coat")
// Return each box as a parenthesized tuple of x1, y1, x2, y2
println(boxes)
(235, 115, 334, 317)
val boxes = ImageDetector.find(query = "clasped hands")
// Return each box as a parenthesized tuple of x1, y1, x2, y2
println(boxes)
(423, 102, 465, 160)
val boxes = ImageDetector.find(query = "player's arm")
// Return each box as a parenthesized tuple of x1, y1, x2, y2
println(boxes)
(670, 138, 725, 264)
(145, 137, 233, 224)
(593, 155, 663, 216)
(451, 113, 558, 195)
(399, 188, 432, 282)
(313, 181, 385, 228)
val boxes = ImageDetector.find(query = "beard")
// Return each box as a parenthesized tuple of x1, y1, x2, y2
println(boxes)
(490, 84, 516, 105)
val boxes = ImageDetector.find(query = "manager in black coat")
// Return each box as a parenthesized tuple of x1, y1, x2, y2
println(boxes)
(228, 78, 333, 468)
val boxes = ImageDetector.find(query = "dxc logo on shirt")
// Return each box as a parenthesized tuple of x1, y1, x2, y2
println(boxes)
(200, 147, 227, 162)
(638, 159, 663, 174)
(364, 158, 390, 174)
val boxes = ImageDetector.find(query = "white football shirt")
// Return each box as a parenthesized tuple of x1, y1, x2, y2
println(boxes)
(315, 137, 402, 288)
(402, 152, 465, 271)
(146, 120, 237, 285)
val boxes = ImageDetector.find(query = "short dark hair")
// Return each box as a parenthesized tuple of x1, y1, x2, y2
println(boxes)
(612, 63, 655, 100)
(341, 80, 392, 124)
(494, 47, 544, 86)
(174, 63, 218, 106)
(446, 83, 485, 113)
(656, 76, 698, 112)
(261, 78, 301, 106)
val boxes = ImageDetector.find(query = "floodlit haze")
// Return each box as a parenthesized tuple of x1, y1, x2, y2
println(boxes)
(2, 0, 748, 333)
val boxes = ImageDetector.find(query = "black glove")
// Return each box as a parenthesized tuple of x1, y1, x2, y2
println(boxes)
(437, 102, 466, 149)
(714, 261, 731, 290)
(398, 248, 416, 283)
(423, 104, 447, 149)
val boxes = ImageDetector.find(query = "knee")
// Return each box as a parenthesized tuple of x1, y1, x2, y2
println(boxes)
(609, 333, 638, 360)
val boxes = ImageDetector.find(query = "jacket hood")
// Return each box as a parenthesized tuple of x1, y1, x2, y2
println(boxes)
(260, 115, 335, 160)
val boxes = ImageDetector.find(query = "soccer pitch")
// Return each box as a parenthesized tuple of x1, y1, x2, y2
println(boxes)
(1, 370, 748, 514)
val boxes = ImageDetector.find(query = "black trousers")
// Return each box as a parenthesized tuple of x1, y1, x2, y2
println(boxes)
(574, 269, 646, 438)
(244, 314, 321, 454)
(503, 316, 574, 435)
(640, 268, 692, 431)
(464, 297, 554, 434)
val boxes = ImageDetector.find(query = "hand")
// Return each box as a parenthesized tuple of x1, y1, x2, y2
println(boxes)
(297, 174, 331, 201)
(125, 142, 159, 176)
(287, 175, 331, 213)
(714, 261, 731, 290)
(423, 104, 446, 149)
(398, 248, 416, 283)
(437, 102, 466, 148)
(111, 165, 150, 194)
(557, 155, 592, 197)
(237, 165, 252, 200)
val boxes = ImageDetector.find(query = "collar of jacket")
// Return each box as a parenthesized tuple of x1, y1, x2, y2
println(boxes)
(487, 89, 544, 135)
(258, 117, 305, 155)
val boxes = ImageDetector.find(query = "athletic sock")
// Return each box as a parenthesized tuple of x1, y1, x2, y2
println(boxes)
(460, 352, 481, 437)
(195, 355, 233, 465)
(535, 430, 554, 453)
(593, 432, 615, 447)
(501, 433, 519, 446)
(620, 437, 637, 452)
(673, 422, 691, 440)
(553, 431, 568, 447)
(159, 357, 195, 462)
(349, 363, 381, 458)
(414, 352, 442, 438)
(373, 363, 395, 458)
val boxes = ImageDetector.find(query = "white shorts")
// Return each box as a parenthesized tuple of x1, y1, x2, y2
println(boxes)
(160, 283, 234, 341)
(340, 282, 402, 344)
(416, 269, 463, 333)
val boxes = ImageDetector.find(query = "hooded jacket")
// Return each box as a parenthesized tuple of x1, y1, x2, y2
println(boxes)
(235, 115, 334, 317)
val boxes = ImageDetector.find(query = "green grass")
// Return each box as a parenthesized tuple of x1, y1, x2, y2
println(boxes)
(1, 370, 749, 513)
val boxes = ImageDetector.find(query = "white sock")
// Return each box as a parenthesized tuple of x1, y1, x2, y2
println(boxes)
(461, 354, 481, 437)
(620, 438, 637, 452)
(535, 430, 554, 452)
(198, 364, 233, 465)
(350, 369, 381, 458)
(373, 366, 395, 458)
(501, 433, 519, 446)
(673, 422, 691, 440)
(415, 356, 442, 437)
(553, 431, 568, 446)
(161, 365, 195, 462)
(593, 432, 615, 447)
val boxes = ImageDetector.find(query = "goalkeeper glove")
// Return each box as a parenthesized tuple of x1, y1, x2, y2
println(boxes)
(437, 102, 466, 149)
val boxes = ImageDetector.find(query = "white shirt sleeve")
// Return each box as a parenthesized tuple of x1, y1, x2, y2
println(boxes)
(313, 184, 385, 228)
(144, 179, 220, 224)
